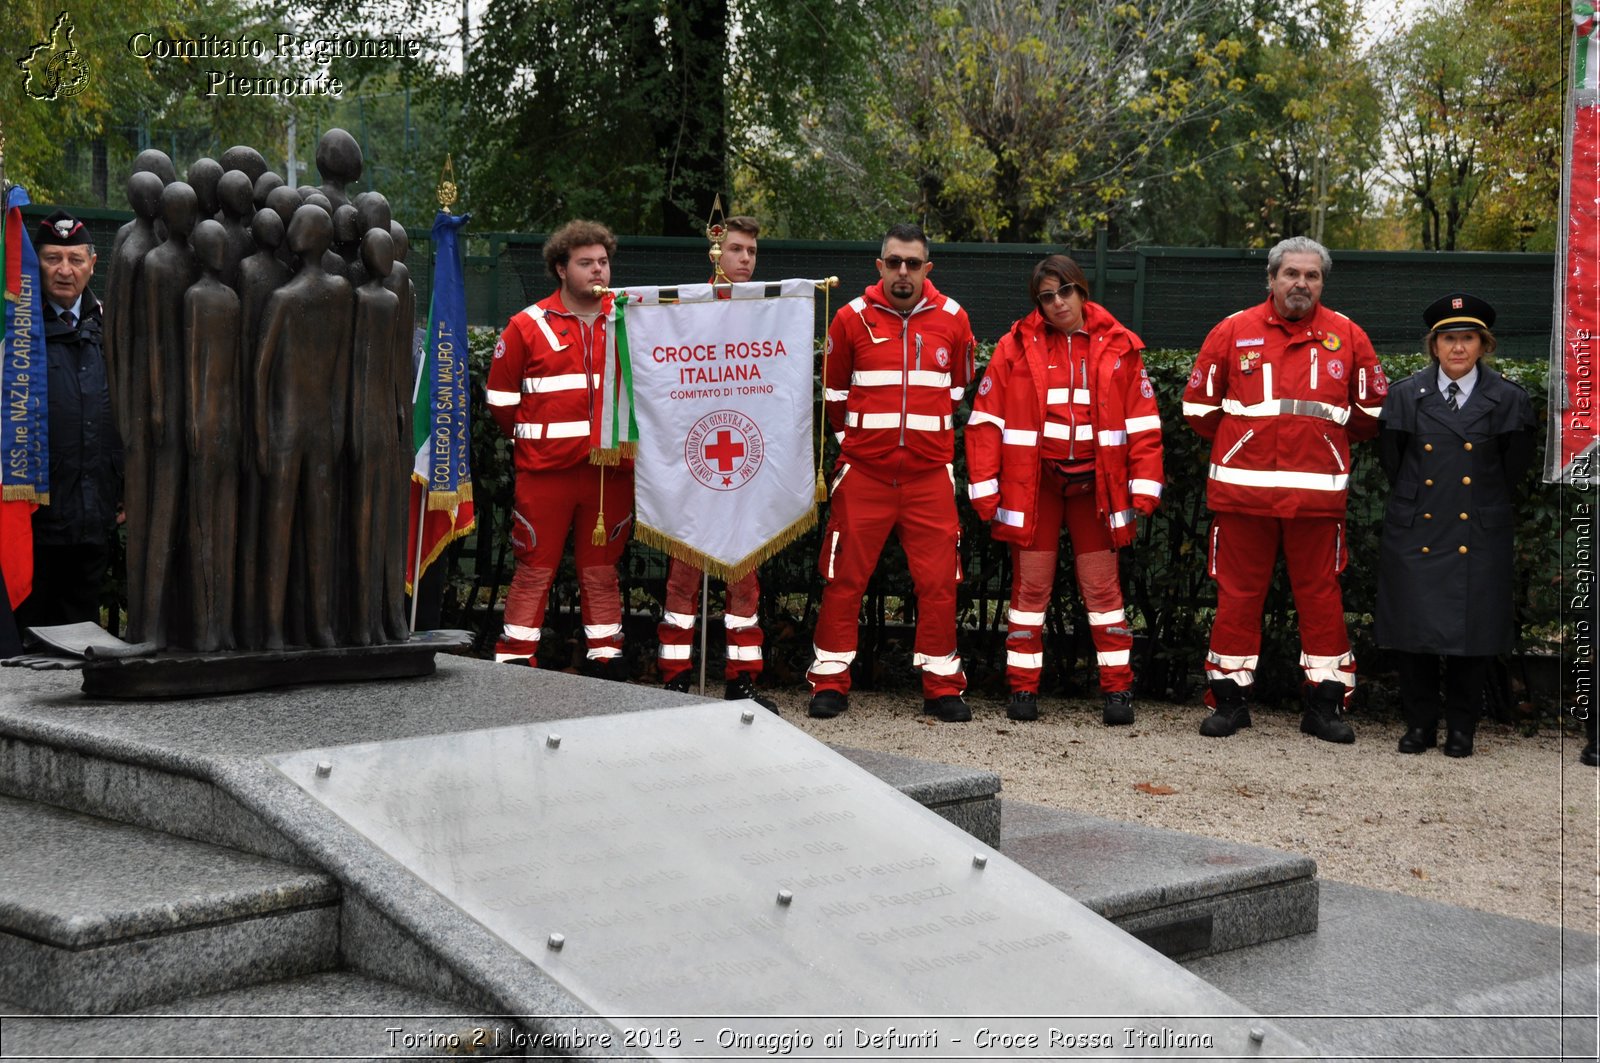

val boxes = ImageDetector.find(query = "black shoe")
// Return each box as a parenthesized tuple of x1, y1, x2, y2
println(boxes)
(1397, 726, 1437, 755)
(1102, 690, 1135, 726)
(1443, 729, 1474, 758)
(1199, 678, 1252, 737)
(1583, 741, 1598, 767)
(663, 672, 693, 694)
(725, 673, 779, 713)
(807, 689, 848, 719)
(1300, 679, 1356, 744)
(583, 656, 630, 682)
(1006, 690, 1039, 721)
(923, 695, 972, 722)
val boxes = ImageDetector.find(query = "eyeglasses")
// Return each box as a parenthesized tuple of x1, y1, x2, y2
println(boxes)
(1037, 286, 1081, 305)
(883, 256, 926, 272)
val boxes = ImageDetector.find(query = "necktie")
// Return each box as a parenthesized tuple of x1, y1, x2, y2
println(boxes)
(60, 310, 75, 329)
(1445, 381, 1460, 410)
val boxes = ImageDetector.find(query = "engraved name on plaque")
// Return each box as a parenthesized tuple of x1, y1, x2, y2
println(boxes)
(272, 706, 1296, 1057)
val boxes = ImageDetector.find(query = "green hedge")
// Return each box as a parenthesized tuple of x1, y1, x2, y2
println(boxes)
(450, 327, 1560, 710)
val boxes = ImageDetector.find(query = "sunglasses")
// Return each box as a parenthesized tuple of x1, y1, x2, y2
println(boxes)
(883, 256, 927, 272)
(1037, 286, 1081, 305)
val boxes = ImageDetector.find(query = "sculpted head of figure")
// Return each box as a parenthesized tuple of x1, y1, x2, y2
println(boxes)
(217, 170, 254, 220)
(315, 128, 363, 186)
(132, 148, 178, 186)
(220, 144, 269, 186)
(301, 190, 333, 212)
(250, 208, 285, 252)
(361, 227, 395, 281)
(191, 219, 227, 274)
(388, 220, 408, 262)
(127, 171, 164, 221)
(355, 191, 392, 238)
(253, 171, 285, 210)
(159, 181, 200, 240)
(333, 204, 362, 246)
(287, 203, 333, 259)
(187, 157, 223, 218)
(265, 185, 301, 229)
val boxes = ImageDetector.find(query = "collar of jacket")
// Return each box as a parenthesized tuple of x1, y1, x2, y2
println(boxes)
(1010, 300, 1140, 356)
(861, 277, 949, 318)
(1260, 297, 1343, 341)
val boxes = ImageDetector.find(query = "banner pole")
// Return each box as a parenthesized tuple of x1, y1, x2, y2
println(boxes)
(408, 470, 427, 631)
(697, 569, 710, 696)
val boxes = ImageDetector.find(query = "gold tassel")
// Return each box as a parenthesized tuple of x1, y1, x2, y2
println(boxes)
(816, 278, 834, 502)
(815, 469, 828, 502)
(591, 465, 607, 546)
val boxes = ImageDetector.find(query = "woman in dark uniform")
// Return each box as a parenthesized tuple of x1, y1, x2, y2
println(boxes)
(1375, 293, 1537, 758)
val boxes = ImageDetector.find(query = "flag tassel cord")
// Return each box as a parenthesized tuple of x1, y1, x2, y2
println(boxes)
(632, 508, 818, 585)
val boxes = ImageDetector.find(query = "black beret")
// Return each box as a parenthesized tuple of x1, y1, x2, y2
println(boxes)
(35, 210, 92, 248)
(1423, 291, 1495, 332)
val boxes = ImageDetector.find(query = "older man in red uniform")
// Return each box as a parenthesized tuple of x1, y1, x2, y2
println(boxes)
(486, 220, 632, 675)
(1183, 236, 1386, 742)
(807, 223, 975, 722)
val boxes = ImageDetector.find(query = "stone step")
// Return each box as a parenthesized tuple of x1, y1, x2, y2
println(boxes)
(0, 795, 340, 1013)
(0, 970, 526, 1058)
(1000, 800, 1318, 961)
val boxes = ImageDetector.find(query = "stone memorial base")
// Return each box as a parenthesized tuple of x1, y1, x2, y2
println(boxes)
(0, 656, 1313, 1059)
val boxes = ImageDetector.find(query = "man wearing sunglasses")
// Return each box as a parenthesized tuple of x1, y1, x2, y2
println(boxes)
(806, 223, 976, 722)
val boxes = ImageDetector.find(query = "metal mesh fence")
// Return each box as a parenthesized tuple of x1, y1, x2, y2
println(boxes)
(23, 203, 1554, 359)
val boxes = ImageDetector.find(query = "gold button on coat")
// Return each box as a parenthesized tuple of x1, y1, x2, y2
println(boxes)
(1425, 479, 1434, 486)
(1424, 443, 1433, 452)
(1460, 512, 1469, 520)
(1458, 545, 1468, 554)
(1464, 442, 1473, 451)
(1462, 476, 1471, 485)
(1423, 513, 1432, 519)
(1422, 547, 1430, 554)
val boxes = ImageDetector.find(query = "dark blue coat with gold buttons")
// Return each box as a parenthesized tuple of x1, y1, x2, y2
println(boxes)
(1374, 363, 1536, 656)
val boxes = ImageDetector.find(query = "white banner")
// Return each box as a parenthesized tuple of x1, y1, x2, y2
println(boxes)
(618, 280, 818, 579)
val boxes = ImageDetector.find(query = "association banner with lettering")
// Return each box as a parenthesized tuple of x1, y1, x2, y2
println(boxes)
(605, 280, 818, 580)
(1550, 0, 1599, 484)
(2, 184, 48, 608)
(406, 209, 475, 593)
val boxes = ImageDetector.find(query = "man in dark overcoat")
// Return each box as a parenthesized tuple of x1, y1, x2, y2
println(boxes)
(1375, 293, 1537, 758)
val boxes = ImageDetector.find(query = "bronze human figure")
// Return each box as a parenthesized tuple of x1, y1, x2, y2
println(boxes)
(382, 218, 417, 640)
(187, 158, 223, 221)
(106, 172, 164, 642)
(215, 169, 255, 287)
(220, 145, 268, 187)
(347, 228, 401, 644)
(232, 209, 294, 649)
(252, 171, 285, 211)
(315, 128, 363, 210)
(255, 205, 353, 650)
(139, 181, 202, 649)
(131, 148, 177, 186)
(182, 221, 242, 651)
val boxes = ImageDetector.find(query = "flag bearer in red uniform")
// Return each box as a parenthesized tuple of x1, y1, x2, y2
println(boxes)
(806, 223, 976, 722)
(486, 220, 632, 676)
(1182, 236, 1387, 742)
(656, 216, 776, 710)
(966, 255, 1164, 725)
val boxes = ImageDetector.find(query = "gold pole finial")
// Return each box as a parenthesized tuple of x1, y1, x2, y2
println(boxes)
(705, 193, 729, 283)
(437, 154, 459, 213)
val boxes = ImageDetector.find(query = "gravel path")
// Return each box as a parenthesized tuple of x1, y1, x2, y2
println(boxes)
(753, 686, 1599, 933)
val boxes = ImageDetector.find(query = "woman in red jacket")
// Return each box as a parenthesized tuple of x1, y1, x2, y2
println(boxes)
(966, 255, 1164, 723)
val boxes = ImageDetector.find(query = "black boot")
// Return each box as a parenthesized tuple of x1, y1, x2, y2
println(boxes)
(725, 673, 778, 713)
(923, 694, 972, 723)
(1006, 690, 1039, 721)
(807, 689, 848, 718)
(1397, 726, 1437, 754)
(1199, 678, 1251, 737)
(663, 672, 693, 694)
(1102, 690, 1135, 726)
(1300, 679, 1355, 743)
(1441, 656, 1486, 759)
(1395, 651, 1441, 754)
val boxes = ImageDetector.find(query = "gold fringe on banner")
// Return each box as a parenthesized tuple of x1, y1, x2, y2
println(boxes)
(632, 508, 817, 584)
(589, 448, 623, 467)
(2, 486, 40, 502)
(408, 476, 476, 511)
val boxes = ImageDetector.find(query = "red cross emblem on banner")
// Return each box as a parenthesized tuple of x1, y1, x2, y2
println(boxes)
(685, 410, 764, 491)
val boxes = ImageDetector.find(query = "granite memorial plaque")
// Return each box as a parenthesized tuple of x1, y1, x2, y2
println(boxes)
(271, 705, 1298, 1058)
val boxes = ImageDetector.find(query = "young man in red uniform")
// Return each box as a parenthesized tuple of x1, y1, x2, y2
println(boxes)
(485, 220, 632, 675)
(807, 223, 976, 722)
(656, 216, 776, 710)
(1182, 236, 1387, 742)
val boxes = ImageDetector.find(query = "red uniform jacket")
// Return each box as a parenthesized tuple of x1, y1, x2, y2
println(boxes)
(1183, 298, 1385, 518)
(485, 290, 621, 474)
(824, 280, 975, 481)
(966, 303, 1164, 548)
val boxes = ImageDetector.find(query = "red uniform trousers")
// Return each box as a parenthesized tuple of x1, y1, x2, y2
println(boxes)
(657, 558, 763, 682)
(1006, 472, 1132, 694)
(807, 465, 966, 698)
(1204, 510, 1355, 702)
(495, 464, 634, 665)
